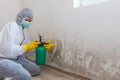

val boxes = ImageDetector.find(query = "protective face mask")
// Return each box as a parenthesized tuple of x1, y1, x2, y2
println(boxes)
(22, 20, 30, 28)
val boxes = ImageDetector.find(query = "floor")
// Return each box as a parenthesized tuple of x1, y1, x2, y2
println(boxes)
(32, 65, 90, 80)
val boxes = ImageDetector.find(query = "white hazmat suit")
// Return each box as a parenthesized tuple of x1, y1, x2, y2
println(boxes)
(0, 8, 40, 80)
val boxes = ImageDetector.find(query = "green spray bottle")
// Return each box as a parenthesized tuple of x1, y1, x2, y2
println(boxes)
(36, 36, 47, 65)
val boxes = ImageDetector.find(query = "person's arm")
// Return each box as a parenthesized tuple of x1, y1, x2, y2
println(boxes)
(3, 23, 25, 58)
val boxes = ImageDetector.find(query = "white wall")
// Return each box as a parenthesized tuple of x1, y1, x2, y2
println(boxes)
(24, 0, 120, 80)
(0, 0, 23, 30)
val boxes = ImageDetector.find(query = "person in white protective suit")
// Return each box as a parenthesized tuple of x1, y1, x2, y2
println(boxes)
(0, 8, 40, 80)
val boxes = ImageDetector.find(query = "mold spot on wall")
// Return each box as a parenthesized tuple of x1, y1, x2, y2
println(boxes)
(46, 39, 63, 66)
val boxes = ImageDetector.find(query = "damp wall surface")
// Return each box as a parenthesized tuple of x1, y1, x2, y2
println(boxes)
(24, 0, 120, 80)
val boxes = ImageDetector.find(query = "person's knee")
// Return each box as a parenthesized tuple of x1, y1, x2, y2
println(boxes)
(24, 74, 31, 80)
(14, 69, 31, 80)
(20, 73, 31, 80)
(0, 59, 31, 80)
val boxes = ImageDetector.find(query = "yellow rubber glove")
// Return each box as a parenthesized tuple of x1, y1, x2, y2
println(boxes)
(44, 40, 56, 51)
(44, 44, 56, 51)
(22, 41, 40, 51)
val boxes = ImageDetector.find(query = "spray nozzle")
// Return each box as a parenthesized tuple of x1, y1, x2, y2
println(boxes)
(38, 35, 48, 47)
